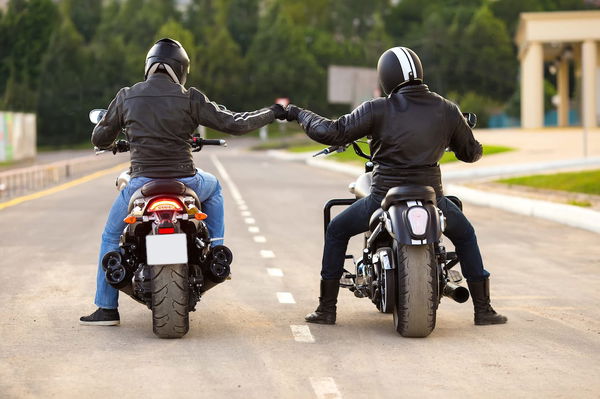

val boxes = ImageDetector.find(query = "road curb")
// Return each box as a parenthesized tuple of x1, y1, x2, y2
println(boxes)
(270, 151, 600, 235)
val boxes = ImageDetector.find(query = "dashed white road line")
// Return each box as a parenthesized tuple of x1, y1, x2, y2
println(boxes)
(290, 325, 315, 343)
(244, 217, 256, 224)
(241, 210, 252, 217)
(310, 377, 342, 399)
(277, 292, 296, 304)
(210, 155, 244, 203)
(248, 226, 260, 233)
(239, 204, 248, 211)
(267, 268, 284, 277)
(260, 250, 275, 258)
(253, 235, 267, 243)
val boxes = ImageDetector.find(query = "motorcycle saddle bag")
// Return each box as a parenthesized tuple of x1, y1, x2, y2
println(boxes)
(381, 185, 436, 211)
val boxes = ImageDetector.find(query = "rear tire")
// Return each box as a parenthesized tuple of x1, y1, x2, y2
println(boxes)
(393, 244, 438, 337)
(151, 264, 189, 338)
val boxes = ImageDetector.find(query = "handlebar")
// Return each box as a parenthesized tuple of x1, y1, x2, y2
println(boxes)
(312, 144, 349, 157)
(190, 137, 227, 152)
(94, 137, 228, 155)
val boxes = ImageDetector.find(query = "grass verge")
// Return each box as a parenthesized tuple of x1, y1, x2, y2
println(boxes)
(497, 169, 600, 196)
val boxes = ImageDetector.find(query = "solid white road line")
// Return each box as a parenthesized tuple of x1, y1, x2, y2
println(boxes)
(210, 155, 244, 203)
(260, 250, 275, 258)
(248, 226, 260, 233)
(266, 268, 284, 277)
(253, 235, 267, 243)
(277, 292, 296, 304)
(290, 325, 315, 343)
(244, 217, 256, 224)
(310, 377, 342, 399)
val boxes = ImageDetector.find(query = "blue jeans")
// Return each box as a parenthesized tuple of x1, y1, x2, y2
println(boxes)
(94, 170, 224, 309)
(321, 195, 490, 282)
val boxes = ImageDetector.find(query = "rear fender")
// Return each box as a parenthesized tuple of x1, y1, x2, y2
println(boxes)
(387, 202, 442, 245)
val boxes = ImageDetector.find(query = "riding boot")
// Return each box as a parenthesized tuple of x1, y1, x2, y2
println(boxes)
(467, 278, 508, 325)
(305, 279, 340, 325)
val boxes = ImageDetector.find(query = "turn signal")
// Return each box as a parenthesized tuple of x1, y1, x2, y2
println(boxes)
(124, 216, 137, 224)
(194, 212, 208, 220)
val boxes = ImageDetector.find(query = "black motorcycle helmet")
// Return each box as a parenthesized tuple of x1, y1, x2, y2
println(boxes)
(377, 46, 424, 95)
(144, 38, 190, 86)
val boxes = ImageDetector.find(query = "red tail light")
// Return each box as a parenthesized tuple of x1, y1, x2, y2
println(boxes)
(147, 197, 183, 212)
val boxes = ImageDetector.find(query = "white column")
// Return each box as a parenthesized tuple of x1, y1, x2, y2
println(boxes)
(557, 58, 569, 127)
(521, 42, 544, 129)
(582, 39, 597, 128)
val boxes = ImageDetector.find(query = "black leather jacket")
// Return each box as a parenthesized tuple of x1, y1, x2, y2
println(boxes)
(92, 73, 275, 178)
(296, 84, 482, 197)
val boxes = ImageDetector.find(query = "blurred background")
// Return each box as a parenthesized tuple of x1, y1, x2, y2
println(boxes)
(1, 0, 600, 149)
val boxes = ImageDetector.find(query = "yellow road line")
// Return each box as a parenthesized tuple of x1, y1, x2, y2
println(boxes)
(0, 162, 129, 211)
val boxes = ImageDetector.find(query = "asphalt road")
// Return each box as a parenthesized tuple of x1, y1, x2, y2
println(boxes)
(1, 143, 599, 398)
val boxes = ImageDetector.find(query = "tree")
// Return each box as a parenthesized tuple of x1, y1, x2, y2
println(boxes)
(0, 0, 59, 111)
(245, 2, 322, 111)
(460, 5, 517, 102)
(37, 15, 94, 146)
(62, 0, 103, 43)
(193, 0, 246, 109)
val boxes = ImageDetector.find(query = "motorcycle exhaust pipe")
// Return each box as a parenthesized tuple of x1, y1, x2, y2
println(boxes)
(101, 251, 132, 289)
(443, 281, 470, 303)
(200, 245, 233, 291)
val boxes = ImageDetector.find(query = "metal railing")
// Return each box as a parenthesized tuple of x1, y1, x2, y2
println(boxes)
(0, 155, 124, 200)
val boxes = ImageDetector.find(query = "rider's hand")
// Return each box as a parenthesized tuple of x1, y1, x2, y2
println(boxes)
(112, 139, 129, 154)
(286, 105, 301, 122)
(269, 104, 287, 120)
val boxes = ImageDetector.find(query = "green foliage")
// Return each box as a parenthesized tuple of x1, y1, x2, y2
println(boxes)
(0, 0, 59, 111)
(498, 169, 600, 195)
(1, 0, 599, 148)
(37, 15, 95, 147)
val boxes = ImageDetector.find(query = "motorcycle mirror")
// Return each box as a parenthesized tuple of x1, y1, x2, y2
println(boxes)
(89, 109, 107, 124)
(462, 112, 477, 128)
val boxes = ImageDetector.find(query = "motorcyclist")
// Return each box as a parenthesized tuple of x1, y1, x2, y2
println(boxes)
(80, 38, 286, 325)
(286, 46, 507, 327)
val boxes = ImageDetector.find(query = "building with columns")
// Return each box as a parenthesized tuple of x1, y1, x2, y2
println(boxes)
(515, 10, 600, 129)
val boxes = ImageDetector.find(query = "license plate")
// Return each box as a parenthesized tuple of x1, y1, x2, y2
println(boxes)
(146, 234, 188, 265)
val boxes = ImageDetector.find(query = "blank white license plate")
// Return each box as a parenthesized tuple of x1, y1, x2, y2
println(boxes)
(146, 234, 188, 265)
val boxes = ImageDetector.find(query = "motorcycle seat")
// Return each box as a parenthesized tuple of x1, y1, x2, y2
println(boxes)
(128, 179, 200, 211)
(381, 185, 436, 211)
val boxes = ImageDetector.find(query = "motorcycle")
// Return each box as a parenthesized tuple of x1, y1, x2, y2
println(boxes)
(318, 113, 477, 338)
(89, 109, 233, 339)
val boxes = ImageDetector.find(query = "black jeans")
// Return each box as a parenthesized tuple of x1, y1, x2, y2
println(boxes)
(321, 195, 490, 282)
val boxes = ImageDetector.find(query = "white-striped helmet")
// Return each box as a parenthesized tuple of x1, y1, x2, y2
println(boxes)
(377, 47, 424, 95)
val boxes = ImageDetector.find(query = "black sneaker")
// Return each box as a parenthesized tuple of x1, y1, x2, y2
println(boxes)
(79, 308, 120, 326)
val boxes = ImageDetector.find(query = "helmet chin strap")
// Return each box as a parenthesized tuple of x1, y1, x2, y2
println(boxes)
(146, 63, 181, 84)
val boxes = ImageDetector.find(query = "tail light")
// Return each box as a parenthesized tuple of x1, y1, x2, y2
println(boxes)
(406, 206, 428, 237)
(147, 197, 183, 212)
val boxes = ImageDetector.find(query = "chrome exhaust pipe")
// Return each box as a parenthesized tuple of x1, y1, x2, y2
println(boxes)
(443, 281, 470, 303)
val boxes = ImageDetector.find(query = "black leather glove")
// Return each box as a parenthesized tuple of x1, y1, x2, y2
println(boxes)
(286, 105, 301, 122)
(269, 104, 287, 120)
(112, 139, 130, 154)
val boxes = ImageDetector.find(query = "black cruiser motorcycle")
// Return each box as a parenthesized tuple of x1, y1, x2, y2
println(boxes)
(318, 113, 477, 338)
(89, 109, 233, 339)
